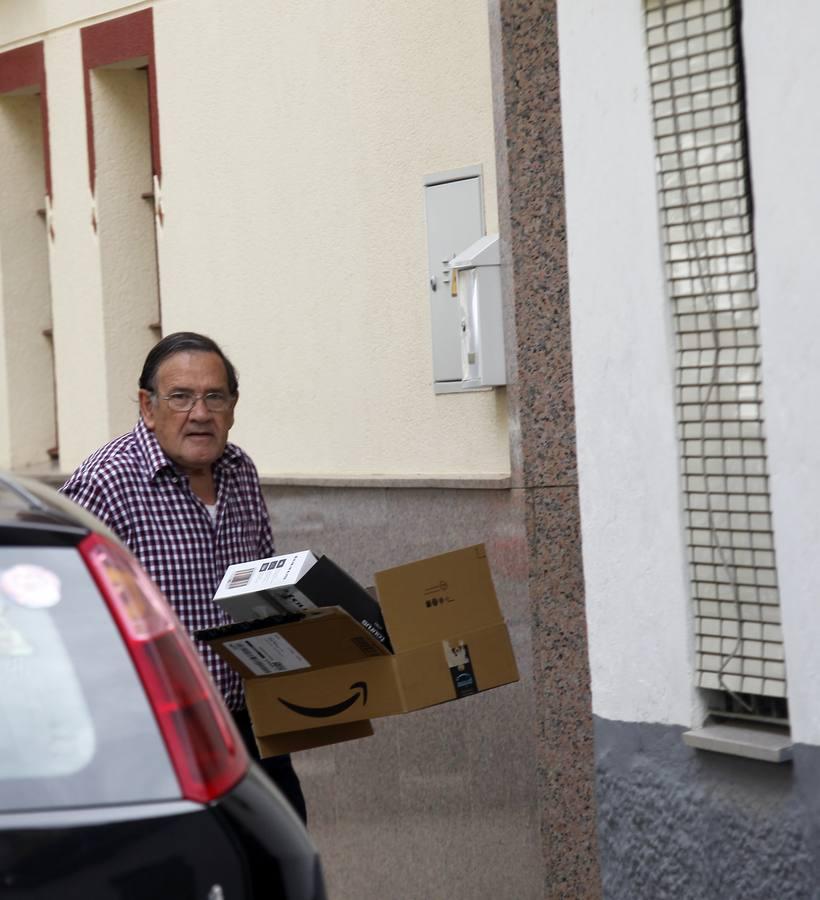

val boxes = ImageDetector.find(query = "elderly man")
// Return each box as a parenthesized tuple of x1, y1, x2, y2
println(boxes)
(61, 331, 306, 821)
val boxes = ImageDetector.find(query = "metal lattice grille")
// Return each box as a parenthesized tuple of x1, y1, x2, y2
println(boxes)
(645, 0, 786, 700)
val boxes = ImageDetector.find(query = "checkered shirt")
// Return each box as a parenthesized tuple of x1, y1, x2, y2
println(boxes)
(60, 418, 274, 711)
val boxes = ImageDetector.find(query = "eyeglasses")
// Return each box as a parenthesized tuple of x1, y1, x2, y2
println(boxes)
(154, 391, 234, 413)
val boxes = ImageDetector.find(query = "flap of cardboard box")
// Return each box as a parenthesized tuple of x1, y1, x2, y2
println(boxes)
(373, 544, 504, 652)
(254, 719, 375, 757)
(202, 607, 390, 679)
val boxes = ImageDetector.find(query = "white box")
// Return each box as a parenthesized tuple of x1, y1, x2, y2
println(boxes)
(214, 551, 320, 620)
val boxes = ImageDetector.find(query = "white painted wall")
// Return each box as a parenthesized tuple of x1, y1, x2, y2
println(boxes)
(557, 0, 697, 727)
(44, 30, 112, 465)
(0, 0, 507, 478)
(0, 0, 139, 47)
(742, 1, 820, 746)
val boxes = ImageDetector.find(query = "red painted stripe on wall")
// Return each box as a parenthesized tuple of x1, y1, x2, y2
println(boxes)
(81, 8, 161, 193)
(0, 42, 52, 198)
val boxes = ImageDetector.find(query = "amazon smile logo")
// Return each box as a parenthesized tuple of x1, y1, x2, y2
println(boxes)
(278, 681, 368, 718)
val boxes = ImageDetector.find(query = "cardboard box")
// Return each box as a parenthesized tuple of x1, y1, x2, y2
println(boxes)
(214, 550, 391, 649)
(200, 544, 519, 755)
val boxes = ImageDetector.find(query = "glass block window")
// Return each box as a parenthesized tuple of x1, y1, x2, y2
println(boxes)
(644, 0, 786, 701)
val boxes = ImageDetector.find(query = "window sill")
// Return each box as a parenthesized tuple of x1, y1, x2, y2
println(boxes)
(683, 721, 792, 763)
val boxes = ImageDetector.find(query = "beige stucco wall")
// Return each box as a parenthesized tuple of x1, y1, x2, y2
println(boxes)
(0, 93, 55, 468)
(1, 0, 508, 478)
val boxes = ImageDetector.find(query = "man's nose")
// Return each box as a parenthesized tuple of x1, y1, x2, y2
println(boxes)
(188, 397, 213, 417)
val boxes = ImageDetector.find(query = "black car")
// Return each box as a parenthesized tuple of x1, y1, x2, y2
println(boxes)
(0, 473, 326, 900)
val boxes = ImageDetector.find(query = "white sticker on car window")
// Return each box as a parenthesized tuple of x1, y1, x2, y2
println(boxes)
(224, 633, 310, 676)
(0, 565, 61, 609)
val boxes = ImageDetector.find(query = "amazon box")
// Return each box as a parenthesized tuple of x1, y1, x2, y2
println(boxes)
(199, 544, 519, 755)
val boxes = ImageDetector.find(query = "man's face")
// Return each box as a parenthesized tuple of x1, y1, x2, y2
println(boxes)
(139, 351, 236, 475)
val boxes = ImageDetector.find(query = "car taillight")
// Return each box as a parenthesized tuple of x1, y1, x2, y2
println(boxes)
(79, 532, 249, 803)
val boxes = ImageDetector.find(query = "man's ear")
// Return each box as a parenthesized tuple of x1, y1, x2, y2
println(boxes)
(139, 389, 157, 431)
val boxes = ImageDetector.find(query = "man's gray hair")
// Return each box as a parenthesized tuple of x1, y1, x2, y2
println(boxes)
(139, 332, 239, 395)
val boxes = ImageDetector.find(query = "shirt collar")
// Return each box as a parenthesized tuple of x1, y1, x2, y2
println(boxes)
(133, 418, 243, 481)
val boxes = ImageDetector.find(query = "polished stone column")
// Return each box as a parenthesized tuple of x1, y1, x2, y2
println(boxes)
(489, 1, 602, 895)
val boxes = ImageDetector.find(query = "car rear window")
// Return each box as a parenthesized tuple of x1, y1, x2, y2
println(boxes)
(0, 482, 29, 516)
(0, 546, 179, 812)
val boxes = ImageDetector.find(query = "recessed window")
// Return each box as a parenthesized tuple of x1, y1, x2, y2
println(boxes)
(0, 44, 57, 468)
(644, 0, 787, 723)
(82, 10, 163, 438)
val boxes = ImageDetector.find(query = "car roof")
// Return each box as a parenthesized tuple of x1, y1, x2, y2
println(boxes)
(0, 474, 94, 547)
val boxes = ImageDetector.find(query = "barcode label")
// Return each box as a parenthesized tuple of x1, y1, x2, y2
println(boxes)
(228, 567, 254, 589)
(239, 643, 286, 672)
(224, 633, 310, 676)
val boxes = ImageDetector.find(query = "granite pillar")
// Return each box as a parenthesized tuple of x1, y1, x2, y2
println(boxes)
(489, 1, 602, 895)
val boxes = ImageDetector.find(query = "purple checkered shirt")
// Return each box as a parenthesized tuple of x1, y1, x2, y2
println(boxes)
(60, 418, 274, 711)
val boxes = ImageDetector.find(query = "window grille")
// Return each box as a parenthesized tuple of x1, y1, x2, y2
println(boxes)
(644, 0, 786, 704)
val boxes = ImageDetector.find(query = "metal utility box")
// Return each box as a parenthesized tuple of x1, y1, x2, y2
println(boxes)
(424, 171, 485, 387)
(423, 168, 506, 393)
